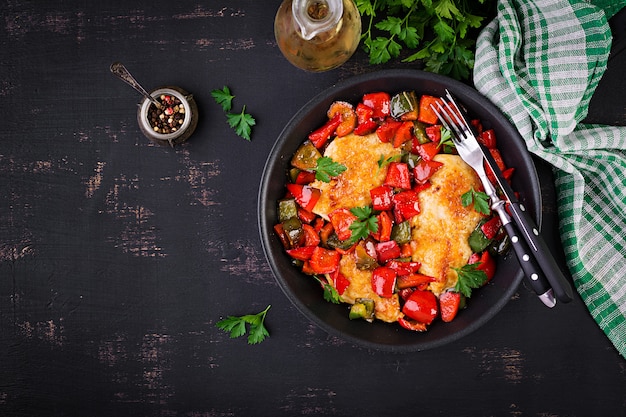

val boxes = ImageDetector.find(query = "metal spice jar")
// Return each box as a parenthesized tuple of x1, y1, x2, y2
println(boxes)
(137, 86, 198, 147)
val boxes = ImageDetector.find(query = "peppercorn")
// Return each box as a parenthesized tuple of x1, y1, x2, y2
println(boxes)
(147, 94, 186, 134)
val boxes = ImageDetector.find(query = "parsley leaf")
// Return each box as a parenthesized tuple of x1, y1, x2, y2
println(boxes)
(356, 0, 494, 80)
(314, 275, 342, 304)
(377, 153, 401, 169)
(438, 126, 454, 149)
(453, 263, 488, 298)
(313, 157, 347, 183)
(211, 86, 234, 112)
(461, 187, 490, 215)
(347, 206, 378, 244)
(216, 304, 271, 344)
(226, 105, 256, 141)
(212, 86, 256, 141)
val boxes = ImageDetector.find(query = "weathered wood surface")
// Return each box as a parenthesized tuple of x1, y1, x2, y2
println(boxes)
(1, 2, 625, 416)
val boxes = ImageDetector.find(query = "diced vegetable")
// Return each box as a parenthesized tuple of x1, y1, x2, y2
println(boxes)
(370, 185, 394, 211)
(384, 162, 411, 190)
(376, 119, 402, 143)
(354, 243, 378, 270)
(371, 266, 397, 298)
(291, 141, 322, 170)
(392, 190, 420, 222)
(308, 114, 341, 148)
(354, 103, 378, 135)
(390, 91, 419, 121)
(402, 290, 438, 325)
(308, 246, 340, 274)
(396, 273, 435, 290)
(327, 101, 357, 137)
(390, 220, 411, 245)
(362, 92, 391, 118)
(282, 217, 304, 248)
(417, 95, 442, 125)
(375, 240, 401, 263)
(349, 298, 375, 320)
(392, 121, 414, 148)
(468, 218, 494, 253)
(286, 183, 321, 212)
(328, 208, 357, 241)
(439, 291, 461, 322)
(278, 198, 298, 223)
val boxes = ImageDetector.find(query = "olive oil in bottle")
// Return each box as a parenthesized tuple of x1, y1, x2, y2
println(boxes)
(274, 0, 361, 72)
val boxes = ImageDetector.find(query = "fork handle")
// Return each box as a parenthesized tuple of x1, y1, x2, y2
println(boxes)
(500, 220, 556, 307)
(507, 201, 574, 303)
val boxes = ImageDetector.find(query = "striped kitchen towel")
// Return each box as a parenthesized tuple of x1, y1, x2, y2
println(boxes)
(473, 0, 626, 358)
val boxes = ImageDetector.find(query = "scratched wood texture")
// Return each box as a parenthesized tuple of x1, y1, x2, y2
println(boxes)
(1, 1, 625, 416)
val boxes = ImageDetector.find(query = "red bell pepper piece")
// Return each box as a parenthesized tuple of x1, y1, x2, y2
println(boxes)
(425, 125, 442, 142)
(395, 273, 435, 290)
(308, 113, 341, 148)
(328, 208, 357, 241)
(273, 223, 290, 249)
(400, 242, 412, 258)
(371, 266, 397, 298)
(297, 207, 317, 224)
(286, 183, 321, 212)
(480, 216, 502, 240)
(370, 185, 394, 211)
(308, 246, 340, 274)
(375, 240, 401, 263)
(374, 210, 393, 242)
(471, 119, 483, 135)
(286, 246, 316, 261)
(413, 159, 443, 185)
(354, 103, 378, 135)
(331, 268, 350, 295)
(302, 223, 321, 247)
(485, 148, 506, 185)
(402, 289, 438, 325)
(398, 316, 428, 332)
(478, 128, 497, 149)
(384, 162, 411, 190)
(376, 118, 402, 143)
(393, 121, 414, 148)
(387, 260, 421, 276)
(362, 92, 391, 119)
(413, 141, 440, 161)
(439, 290, 461, 322)
(468, 250, 496, 282)
(417, 95, 442, 125)
(393, 190, 420, 222)
(319, 221, 334, 246)
(295, 170, 316, 185)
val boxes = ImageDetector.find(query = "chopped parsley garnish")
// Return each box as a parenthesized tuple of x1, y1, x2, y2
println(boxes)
(347, 206, 379, 244)
(314, 275, 342, 304)
(453, 264, 488, 298)
(313, 157, 347, 183)
(461, 186, 490, 215)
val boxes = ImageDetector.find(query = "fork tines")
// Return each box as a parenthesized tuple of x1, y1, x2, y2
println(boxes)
(431, 90, 474, 142)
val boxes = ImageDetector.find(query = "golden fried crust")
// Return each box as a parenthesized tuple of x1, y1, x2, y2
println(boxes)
(338, 254, 403, 323)
(311, 133, 401, 219)
(410, 154, 483, 296)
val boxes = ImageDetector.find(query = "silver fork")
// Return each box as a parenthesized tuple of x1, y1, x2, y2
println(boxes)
(431, 90, 568, 308)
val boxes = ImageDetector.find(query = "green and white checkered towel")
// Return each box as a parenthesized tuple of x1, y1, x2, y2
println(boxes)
(473, 0, 626, 358)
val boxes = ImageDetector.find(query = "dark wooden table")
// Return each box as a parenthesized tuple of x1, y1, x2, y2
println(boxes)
(2, 2, 625, 416)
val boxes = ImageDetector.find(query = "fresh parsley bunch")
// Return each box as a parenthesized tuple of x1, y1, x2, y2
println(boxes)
(356, 0, 494, 80)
